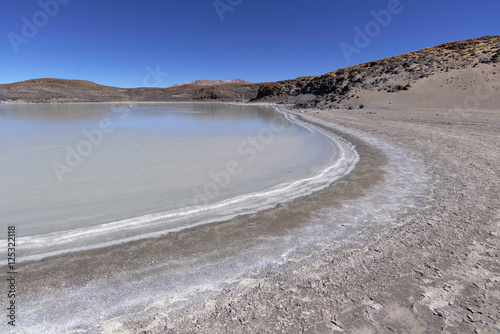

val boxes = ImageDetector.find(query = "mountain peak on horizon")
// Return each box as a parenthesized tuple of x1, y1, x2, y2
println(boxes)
(171, 79, 251, 87)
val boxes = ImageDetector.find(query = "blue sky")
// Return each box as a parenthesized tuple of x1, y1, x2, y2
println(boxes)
(1, 0, 499, 88)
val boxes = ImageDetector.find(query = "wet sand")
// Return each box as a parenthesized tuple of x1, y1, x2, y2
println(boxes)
(7, 105, 500, 333)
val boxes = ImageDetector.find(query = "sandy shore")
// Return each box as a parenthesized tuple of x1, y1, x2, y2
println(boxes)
(8, 105, 500, 333)
(157, 106, 500, 334)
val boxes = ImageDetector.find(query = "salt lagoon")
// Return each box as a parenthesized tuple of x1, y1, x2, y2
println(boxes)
(0, 103, 358, 261)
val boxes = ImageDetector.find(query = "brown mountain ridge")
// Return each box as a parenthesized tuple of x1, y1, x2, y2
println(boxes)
(171, 79, 252, 87)
(0, 36, 498, 109)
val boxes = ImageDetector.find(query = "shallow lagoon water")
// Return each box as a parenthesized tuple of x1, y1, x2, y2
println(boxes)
(0, 103, 358, 261)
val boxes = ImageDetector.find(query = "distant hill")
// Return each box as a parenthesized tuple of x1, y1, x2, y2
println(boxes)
(0, 78, 130, 103)
(171, 79, 252, 87)
(0, 36, 498, 110)
(0, 78, 258, 103)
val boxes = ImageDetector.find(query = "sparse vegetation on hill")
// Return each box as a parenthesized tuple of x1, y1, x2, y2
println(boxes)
(253, 36, 499, 108)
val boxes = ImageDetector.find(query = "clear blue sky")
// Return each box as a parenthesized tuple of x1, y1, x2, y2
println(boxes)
(1, 0, 499, 88)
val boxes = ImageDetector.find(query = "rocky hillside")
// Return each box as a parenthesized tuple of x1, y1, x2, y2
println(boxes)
(0, 36, 498, 109)
(253, 36, 499, 109)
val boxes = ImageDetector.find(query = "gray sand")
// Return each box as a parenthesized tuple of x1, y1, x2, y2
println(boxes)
(5, 105, 500, 333)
